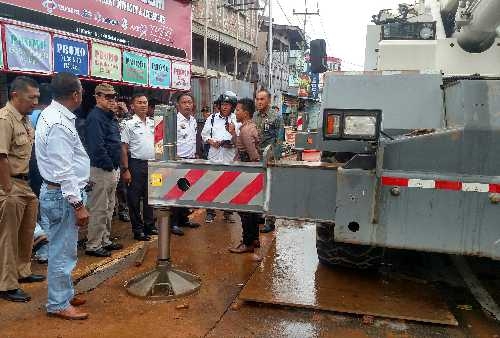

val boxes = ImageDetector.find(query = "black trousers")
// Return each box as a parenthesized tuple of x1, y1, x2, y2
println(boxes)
(171, 207, 190, 227)
(239, 212, 259, 245)
(127, 158, 155, 234)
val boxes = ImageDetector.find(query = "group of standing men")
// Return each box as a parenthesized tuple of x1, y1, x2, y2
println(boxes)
(0, 73, 163, 320)
(0, 70, 283, 321)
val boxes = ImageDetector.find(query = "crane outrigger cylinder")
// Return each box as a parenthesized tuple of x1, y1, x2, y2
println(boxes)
(125, 105, 201, 300)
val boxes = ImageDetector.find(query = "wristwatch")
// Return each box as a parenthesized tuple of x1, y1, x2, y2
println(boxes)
(71, 200, 84, 210)
(121, 167, 129, 173)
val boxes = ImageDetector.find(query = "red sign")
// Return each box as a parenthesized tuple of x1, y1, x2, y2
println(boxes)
(1, 0, 192, 59)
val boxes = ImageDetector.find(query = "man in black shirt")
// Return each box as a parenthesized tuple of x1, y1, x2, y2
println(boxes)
(84, 83, 123, 257)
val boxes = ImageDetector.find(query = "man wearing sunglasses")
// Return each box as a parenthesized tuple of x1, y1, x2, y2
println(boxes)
(84, 83, 123, 257)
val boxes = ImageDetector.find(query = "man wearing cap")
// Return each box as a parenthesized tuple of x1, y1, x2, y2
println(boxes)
(0, 76, 44, 303)
(84, 83, 123, 257)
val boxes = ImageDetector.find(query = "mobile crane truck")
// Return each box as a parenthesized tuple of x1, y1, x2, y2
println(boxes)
(129, 0, 500, 305)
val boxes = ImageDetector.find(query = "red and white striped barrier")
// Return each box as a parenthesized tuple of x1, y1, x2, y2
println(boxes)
(381, 176, 500, 193)
(157, 168, 265, 206)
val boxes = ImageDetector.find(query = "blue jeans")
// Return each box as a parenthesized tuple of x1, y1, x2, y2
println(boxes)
(39, 184, 85, 313)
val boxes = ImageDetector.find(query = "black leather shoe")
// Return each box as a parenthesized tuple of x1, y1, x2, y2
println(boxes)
(18, 274, 46, 283)
(260, 223, 275, 233)
(0, 289, 31, 302)
(103, 242, 123, 251)
(85, 248, 111, 257)
(133, 233, 151, 241)
(183, 222, 200, 229)
(171, 225, 184, 236)
(118, 212, 130, 222)
(145, 228, 159, 236)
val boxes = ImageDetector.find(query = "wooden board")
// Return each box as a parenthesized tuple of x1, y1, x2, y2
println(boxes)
(240, 223, 458, 326)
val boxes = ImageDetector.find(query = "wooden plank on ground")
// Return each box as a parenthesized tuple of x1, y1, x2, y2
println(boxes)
(240, 224, 458, 326)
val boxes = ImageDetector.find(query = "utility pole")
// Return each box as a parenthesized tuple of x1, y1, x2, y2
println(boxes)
(293, 1, 320, 51)
(231, 1, 263, 81)
(235, 10, 239, 79)
(268, 0, 273, 91)
(204, 0, 209, 77)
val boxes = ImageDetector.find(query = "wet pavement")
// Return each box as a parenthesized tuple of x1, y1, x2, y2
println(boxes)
(240, 223, 457, 325)
(1, 211, 500, 337)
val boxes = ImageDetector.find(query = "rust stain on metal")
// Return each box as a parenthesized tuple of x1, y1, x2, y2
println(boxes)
(240, 223, 458, 326)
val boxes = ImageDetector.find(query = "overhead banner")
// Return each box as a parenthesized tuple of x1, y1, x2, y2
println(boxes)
(171, 62, 191, 90)
(149, 57, 171, 89)
(53, 37, 89, 76)
(123, 51, 148, 85)
(5, 25, 51, 73)
(91, 43, 121, 81)
(0, 0, 193, 58)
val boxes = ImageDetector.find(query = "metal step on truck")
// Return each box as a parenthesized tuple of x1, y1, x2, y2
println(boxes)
(147, 0, 500, 271)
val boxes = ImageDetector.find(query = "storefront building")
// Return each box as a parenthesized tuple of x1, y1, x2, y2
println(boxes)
(0, 0, 192, 110)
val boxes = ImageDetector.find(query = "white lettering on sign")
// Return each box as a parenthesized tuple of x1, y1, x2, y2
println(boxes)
(98, 0, 166, 24)
(56, 43, 87, 57)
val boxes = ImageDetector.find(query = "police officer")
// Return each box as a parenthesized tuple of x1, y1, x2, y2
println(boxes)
(171, 93, 201, 236)
(201, 91, 239, 223)
(254, 88, 284, 233)
(121, 93, 158, 241)
(0, 76, 44, 303)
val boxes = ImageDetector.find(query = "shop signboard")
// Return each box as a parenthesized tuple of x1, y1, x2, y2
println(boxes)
(123, 51, 148, 85)
(91, 43, 121, 80)
(171, 62, 191, 90)
(53, 37, 89, 76)
(149, 57, 171, 89)
(310, 72, 320, 100)
(5, 25, 51, 73)
(0, 0, 192, 59)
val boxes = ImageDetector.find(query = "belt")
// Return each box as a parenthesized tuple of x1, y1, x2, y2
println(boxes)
(12, 174, 29, 181)
(43, 179, 93, 192)
(43, 179, 61, 187)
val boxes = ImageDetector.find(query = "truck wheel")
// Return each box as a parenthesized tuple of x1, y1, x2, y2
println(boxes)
(316, 222, 384, 270)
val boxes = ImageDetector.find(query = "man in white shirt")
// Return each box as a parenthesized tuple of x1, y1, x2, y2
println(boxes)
(120, 93, 158, 241)
(201, 91, 239, 224)
(201, 91, 238, 162)
(35, 72, 90, 320)
(170, 93, 201, 236)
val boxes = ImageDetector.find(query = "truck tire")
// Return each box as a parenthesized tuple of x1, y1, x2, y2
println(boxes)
(316, 222, 384, 270)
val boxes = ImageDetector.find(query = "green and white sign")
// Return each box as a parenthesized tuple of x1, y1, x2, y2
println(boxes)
(91, 43, 121, 80)
(122, 51, 148, 85)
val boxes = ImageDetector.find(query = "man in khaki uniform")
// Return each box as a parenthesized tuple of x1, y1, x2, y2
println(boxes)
(0, 76, 45, 303)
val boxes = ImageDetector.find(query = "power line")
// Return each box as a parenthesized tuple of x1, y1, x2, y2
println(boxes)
(276, 0, 312, 42)
(276, 0, 293, 26)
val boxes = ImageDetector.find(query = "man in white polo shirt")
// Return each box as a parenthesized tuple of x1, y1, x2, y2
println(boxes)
(120, 93, 158, 241)
(170, 93, 201, 236)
